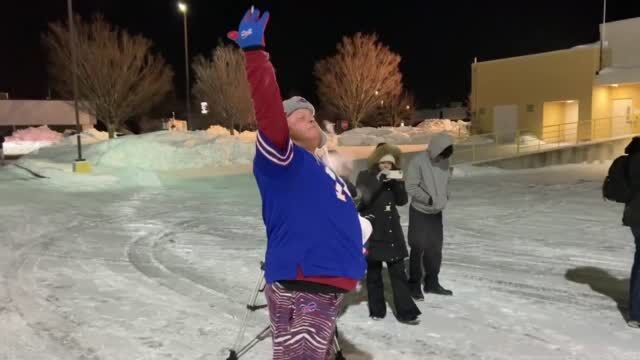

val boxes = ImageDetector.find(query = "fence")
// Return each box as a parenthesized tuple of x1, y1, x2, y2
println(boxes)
(452, 117, 640, 165)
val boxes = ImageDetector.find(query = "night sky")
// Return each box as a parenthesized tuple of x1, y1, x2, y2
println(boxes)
(2, 1, 640, 110)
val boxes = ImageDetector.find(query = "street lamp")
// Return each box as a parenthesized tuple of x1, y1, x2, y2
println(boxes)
(178, 2, 191, 129)
(68, 0, 90, 173)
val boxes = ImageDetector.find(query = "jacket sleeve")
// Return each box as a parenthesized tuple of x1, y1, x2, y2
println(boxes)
(405, 157, 432, 205)
(244, 50, 291, 159)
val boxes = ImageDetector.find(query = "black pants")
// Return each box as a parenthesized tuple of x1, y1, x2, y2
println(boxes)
(408, 207, 444, 288)
(366, 258, 421, 319)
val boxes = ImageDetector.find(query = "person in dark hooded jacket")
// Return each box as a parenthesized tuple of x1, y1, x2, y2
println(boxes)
(620, 136, 640, 328)
(405, 133, 454, 300)
(356, 144, 422, 324)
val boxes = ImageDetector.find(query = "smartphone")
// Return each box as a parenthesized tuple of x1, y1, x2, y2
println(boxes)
(387, 170, 403, 180)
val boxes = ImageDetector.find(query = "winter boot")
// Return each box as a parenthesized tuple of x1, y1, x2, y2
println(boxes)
(424, 282, 453, 296)
(628, 320, 640, 328)
(396, 314, 420, 325)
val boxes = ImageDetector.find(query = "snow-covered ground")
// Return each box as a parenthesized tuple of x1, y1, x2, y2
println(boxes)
(1, 161, 639, 359)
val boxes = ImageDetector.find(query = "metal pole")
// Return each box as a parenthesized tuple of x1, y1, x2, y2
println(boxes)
(599, 0, 607, 72)
(67, 0, 83, 161)
(183, 11, 191, 130)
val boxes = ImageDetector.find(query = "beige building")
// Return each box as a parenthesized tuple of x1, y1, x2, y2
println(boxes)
(471, 17, 640, 143)
(0, 100, 96, 130)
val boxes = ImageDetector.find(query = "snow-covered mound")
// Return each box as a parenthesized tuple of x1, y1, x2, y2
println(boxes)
(519, 133, 546, 146)
(337, 119, 470, 146)
(17, 130, 256, 188)
(7, 125, 64, 142)
(416, 119, 470, 137)
(3, 126, 65, 156)
(60, 128, 109, 145)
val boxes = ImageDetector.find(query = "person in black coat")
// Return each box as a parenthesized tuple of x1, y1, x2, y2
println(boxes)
(356, 144, 421, 324)
(621, 137, 640, 328)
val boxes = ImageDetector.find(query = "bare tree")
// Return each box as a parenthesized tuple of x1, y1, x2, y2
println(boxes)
(387, 91, 416, 126)
(44, 16, 173, 138)
(192, 43, 255, 134)
(360, 91, 414, 127)
(315, 33, 403, 128)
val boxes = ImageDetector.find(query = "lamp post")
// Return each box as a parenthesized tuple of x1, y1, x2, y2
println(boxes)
(178, 2, 191, 130)
(599, 0, 607, 72)
(67, 0, 84, 163)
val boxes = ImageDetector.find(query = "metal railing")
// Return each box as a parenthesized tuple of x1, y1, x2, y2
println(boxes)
(451, 116, 640, 165)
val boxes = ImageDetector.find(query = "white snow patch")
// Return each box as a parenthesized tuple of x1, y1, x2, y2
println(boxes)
(337, 120, 470, 146)
(16, 130, 257, 189)
(3, 126, 65, 156)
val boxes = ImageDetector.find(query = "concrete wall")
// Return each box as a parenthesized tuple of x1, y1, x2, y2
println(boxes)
(471, 47, 600, 137)
(474, 136, 634, 170)
(0, 100, 96, 128)
(602, 17, 640, 68)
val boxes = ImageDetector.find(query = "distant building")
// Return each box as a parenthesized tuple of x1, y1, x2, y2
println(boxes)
(0, 100, 96, 131)
(471, 17, 640, 143)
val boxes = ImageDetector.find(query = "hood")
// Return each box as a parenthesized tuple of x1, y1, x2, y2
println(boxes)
(428, 133, 454, 159)
(625, 136, 640, 155)
(367, 143, 403, 170)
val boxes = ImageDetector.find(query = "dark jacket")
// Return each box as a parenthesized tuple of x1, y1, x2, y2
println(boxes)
(356, 144, 409, 262)
(623, 137, 640, 226)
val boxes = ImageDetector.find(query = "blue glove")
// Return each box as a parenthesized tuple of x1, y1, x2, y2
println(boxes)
(227, 7, 270, 49)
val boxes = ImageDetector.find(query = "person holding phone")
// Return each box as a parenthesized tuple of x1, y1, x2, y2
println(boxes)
(356, 144, 421, 324)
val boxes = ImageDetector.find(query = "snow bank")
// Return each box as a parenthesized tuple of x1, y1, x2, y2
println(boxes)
(416, 119, 470, 137)
(3, 126, 65, 156)
(60, 128, 109, 145)
(519, 133, 546, 146)
(17, 130, 256, 189)
(3, 126, 110, 156)
(6, 125, 64, 142)
(337, 119, 470, 146)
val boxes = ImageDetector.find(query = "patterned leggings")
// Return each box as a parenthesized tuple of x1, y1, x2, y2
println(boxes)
(265, 283, 344, 360)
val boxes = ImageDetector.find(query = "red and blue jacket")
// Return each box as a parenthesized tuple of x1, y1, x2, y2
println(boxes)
(246, 50, 366, 291)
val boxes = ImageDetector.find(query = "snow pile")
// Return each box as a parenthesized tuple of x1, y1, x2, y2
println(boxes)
(89, 131, 255, 171)
(6, 125, 64, 142)
(18, 130, 257, 188)
(60, 128, 109, 145)
(3, 126, 65, 156)
(337, 120, 470, 146)
(416, 119, 470, 137)
(206, 125, 231, 137)
(519, 133, 546, 146)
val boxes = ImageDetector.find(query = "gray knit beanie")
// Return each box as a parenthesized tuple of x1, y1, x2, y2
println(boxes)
(283, 96, 316, 117)
(282, 96, 327, 148)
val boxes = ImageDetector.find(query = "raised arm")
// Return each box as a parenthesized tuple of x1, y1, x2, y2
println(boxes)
(228, 8, 289, 152)
(245, 51, 289, 152)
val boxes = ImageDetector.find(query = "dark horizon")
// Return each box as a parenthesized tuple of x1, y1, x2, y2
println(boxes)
(2, 1, 640, 111)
